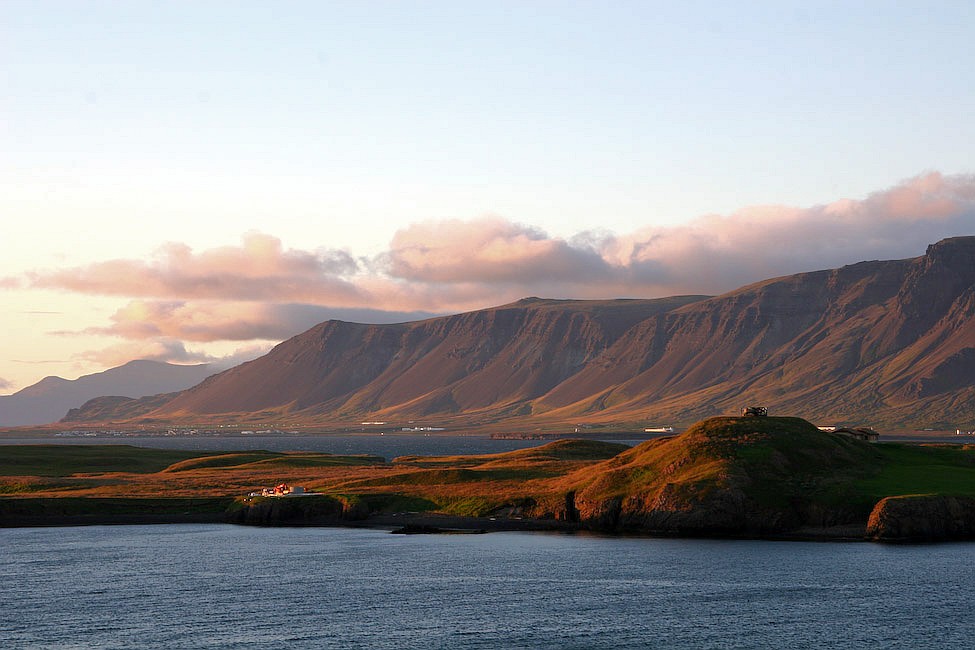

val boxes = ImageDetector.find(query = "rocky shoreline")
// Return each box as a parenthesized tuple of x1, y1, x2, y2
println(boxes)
(6, 498, 975, 543)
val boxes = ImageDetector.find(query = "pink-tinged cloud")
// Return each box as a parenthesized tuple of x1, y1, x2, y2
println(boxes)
(67, 300, 439, 343)
(384, 217, 613, 284)
(0, 377, 13, 391)
(24, 232, 365, 304)
(379, 171, 975, 298)
(10, 171, 975, 332)
(74, 338, 270, 369)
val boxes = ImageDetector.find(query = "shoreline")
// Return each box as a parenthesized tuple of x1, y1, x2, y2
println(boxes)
(0, 506, 869, 542)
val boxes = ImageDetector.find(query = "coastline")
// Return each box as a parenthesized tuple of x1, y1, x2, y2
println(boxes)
(0, 499, 868, 541)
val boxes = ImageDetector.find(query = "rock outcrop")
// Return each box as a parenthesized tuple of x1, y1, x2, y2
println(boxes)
(866, 495, 975, 542)
(227, 495, 367, 526)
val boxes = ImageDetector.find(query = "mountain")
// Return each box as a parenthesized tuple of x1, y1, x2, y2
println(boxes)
(64, 237, 975, 428)
(0, 360, 217, 427)
(130, 296, 707, 422)
(535, 236, 975, 427)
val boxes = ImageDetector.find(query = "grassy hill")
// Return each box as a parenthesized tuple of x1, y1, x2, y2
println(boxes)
(4, 422, 975, 540)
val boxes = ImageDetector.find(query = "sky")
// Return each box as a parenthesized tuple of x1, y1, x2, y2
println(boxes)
(2, 1, 975, 394)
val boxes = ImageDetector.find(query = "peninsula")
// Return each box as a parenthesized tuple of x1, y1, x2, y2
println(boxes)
(3, 416, 975, 542)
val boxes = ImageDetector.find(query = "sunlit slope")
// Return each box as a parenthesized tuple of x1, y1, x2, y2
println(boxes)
(142, 296, 704, 419)
(557, 417, 882, 534)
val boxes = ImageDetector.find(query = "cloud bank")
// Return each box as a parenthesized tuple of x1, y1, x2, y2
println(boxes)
(74, 338, 271, 370)
(8, 171, 975, 365)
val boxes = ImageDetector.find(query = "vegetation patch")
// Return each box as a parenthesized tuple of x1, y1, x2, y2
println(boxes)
(0, 445, 210, 476)
(854, 444, 975, 499)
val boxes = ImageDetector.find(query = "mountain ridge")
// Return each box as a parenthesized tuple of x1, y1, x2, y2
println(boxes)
(61, 237, 975, 428)
(0, 360, 218, 427)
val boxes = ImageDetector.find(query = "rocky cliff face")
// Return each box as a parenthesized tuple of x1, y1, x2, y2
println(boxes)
(866, 495, 975, 542)
(539, 237, 975, 426)
(227, 495, 368, 526)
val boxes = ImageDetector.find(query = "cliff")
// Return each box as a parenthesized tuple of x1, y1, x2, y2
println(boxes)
(866, 495, 975, 542)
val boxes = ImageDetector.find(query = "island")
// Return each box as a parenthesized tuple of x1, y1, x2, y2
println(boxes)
(3, 416, 975, 543)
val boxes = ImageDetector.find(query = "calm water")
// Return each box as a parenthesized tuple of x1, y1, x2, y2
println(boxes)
(0, 434, 652, 461)
(2, 525, 973, 649)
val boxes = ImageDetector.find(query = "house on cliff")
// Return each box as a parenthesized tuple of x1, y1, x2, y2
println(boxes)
(252, 483, 307, 497)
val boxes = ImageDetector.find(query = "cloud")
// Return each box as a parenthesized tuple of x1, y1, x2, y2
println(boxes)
(22, 231, 366, 304)
(10, 171, 975, 368)
(377, 171, 975, 298)
(0, 377, 13, 391)
(17, 172, 975, 307)
(383, 217, 614, 284)
(63, 300, 440, 343)
(74, 338, 271, 369)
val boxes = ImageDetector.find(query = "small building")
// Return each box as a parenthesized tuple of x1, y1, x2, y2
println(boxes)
(260, 483, 307, 497)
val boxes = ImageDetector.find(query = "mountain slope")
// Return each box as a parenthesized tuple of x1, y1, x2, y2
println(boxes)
(537, 237, 975, 426)
(148, 296, 706, 420)
(0, 361, 216, 427)
(64, 237, 975, 428)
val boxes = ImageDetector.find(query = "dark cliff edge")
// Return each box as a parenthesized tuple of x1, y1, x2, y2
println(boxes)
(866, 495, 975, 543)
(226, 495, 367, 526)
(0, 497, 233, 527)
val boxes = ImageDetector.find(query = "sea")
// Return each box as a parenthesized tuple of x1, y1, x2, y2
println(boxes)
(2, 524, 974, 649)
(0, 433, 654, 462)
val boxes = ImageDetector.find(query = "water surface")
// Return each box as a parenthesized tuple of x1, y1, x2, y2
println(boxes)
(2, 524, 972, 649)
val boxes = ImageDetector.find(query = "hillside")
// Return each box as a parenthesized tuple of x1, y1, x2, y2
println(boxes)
(0, 360, 217, 427)
(559, 416, 884, 534)
(69, 296, 705, 424)
(548, 236, 975, 426)
(7, 419, 975, 541)
(62, 237, 975, 428)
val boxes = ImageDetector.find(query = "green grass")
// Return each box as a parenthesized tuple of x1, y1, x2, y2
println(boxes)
(247, 454, 385, 468)
(394, 439, 628, 467)
(162, 452, 284, 472)
(0, 445, 211, 476)
(164, 451, 385, 472)
(854, 443, 975, 499)
(351, 466, 552, 488)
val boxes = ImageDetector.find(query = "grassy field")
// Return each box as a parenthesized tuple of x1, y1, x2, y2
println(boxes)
(855, 443, 975, 499)
(0, 440, 628, 519)
(4, 424, 975, 529)
(0, 445, 211, 476)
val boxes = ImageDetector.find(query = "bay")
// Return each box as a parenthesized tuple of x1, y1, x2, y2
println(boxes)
(2, 524, 973, 649)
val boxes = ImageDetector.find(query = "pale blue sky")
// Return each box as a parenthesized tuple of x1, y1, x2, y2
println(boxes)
(2, 1, 974, 390)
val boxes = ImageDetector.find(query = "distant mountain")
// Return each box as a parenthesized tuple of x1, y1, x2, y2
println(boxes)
(0, 360, 217, 427)
(64, 237, 975, 428)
